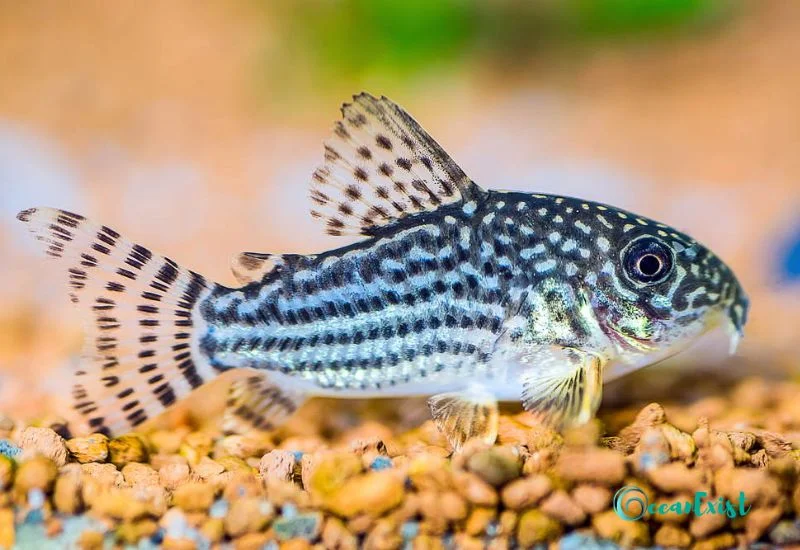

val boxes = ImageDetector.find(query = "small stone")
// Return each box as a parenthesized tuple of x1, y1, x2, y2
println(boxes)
(273, 511, 323, 541)
(321, 516, 358, 549)
(17, 427, 69, 467)
(14, 456, 57, 496)
(173, 481, 216, 512)
(769, 519, 800, 545)
(689, 510, 727, 538)
(159, 462, 191, 490)
(219, 433, 273, 459)
(66, 434, 109, 463)
(465, 507, 496, 536)
(691, 532, 736, 550)
(76, 530, 105, 550)
(466, 447, 521, 487)
(122, 462, 159, 487)
(0, 508, 13, 549)
(539, 490, 586, 526)
(149, 429, 187, 454)
(92, 488, 153, 520)
(647, 462, 706, 494)
(501, 474, 552, 510)
(258, 450, 296, 483)
(322, 470, 404, 517)
(307, 452, 363, 499)
(234, 532, 273, 549)
(454, 471, 498, 507)
(179, 432, 213, 465)
(80, 462, 124, 488)
(193, 456, 225, 479)
(440, 491, 468, 522)
(161, 536, 198, 550)
(108, 434, 148, 467)
(571, 484, 611, 514)
(0, 455, 14, 491)
(200, 517, 225, 543)
(745, 505, 782, 542)
(555, 449, 626, 485)
(516, 509, 563, 547)
(654, 524, 691, 548)
(363, 518, 403, 549)
(562, 419, 602, 447)
(224, 497, 274, 536)
(53, 464, 82, 514)
(592, 510, 650, 547)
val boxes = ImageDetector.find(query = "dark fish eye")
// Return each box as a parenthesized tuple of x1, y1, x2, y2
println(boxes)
(622, 237, 674, 284)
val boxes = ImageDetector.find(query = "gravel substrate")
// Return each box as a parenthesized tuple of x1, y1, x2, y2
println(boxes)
(1, 376, 800, 549)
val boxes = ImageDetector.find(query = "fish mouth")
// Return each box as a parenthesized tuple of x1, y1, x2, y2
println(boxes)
(598, 318, 658, 354)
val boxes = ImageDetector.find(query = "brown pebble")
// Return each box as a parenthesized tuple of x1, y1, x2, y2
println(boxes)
(108, 434, 148, 467)
(745, 505, 782, 542)
(219, 432, 273, 459)
(258, 450, 297, 483)
(466, 447, 521, 487)
(17, 427, 69, 467)
(179, 432, 214, 465)
(161, 536, 198, 550)
(452, 534, 485, 550)
(0, 508, 13, 549)
(233, 532, 272, 549)
(323, 470, 404, 518)
(454, 471, 498, 507)
(173, 482, 216, 513)
(612, 403, 667, 453)
(307, 452, 363, 499)
(516, 509, 563, 547)
(54, 464, 83, 514)
(654, 524, 691, 548)
(571, 484, 611, 514)
(149, 429, 188, 454)
(92, 488, 153, 521)
(193, 456, 225, 479)
(539, 490, 586, 526)
(440, 490, 469, 522)
(276, 538, 311, 550)
(562, 419, 602, 447)
(501, 474, 552, 510)
(647, 462, 706, 494)
(159, 462, 191, 490)
(224, 497, 274, 536)
(66, 433, 109, 463)
(200, 517, 225, 543)
(555, 449, 626, 485)
(321, 516, 358, 550)
(464, 506, 496, 536)
(14, 455, 57, 496)
(363, 518, 402, 549)
(77, 530, 105, 550)
(715, 467, 782, 507)
(592, 510, 650, 547)
(689, 510, 727, 538)
(122, 462, 159, 487)
(692, 532, 737, 550)
(0, 456, 13, 491)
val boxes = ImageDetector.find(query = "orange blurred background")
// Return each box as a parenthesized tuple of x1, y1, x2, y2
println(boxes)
(1, 1, 798, 420)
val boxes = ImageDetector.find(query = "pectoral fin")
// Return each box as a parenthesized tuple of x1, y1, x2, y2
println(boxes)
(222, 374, 306, 434)
(519, 346, 604, 429)
(428, 386, 498, 451)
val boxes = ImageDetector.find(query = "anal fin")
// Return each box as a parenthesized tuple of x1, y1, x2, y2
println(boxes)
(520, 346, 604, 430)
(428, 386, 498, 451)
(222, 373, 306, 434)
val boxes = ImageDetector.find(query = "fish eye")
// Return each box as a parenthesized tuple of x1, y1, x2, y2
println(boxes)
(622, 237, 674, 284)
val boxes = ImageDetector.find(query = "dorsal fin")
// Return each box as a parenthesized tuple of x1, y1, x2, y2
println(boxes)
(309, 92, 482, 237)
(230, 252, 312, 285)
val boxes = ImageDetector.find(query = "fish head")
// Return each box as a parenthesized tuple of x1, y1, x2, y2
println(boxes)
(585, 214, 748, 366)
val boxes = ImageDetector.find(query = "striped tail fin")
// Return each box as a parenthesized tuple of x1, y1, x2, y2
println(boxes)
(17, 207, 222, 435)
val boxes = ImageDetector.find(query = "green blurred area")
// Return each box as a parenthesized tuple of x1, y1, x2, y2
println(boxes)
(263, 0, 734, 93)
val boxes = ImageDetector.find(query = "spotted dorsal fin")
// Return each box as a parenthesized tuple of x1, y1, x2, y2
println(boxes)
(309, 92, 482, 236)
(231, 252, 312, 285)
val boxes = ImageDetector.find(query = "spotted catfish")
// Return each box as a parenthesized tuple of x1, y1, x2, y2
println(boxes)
(17, 93, 748, 449)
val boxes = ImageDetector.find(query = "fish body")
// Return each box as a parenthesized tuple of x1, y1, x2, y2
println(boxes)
(18, 93, 748, 448)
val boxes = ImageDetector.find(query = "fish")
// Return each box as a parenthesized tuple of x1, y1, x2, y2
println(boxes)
(17, 92, 749, 450)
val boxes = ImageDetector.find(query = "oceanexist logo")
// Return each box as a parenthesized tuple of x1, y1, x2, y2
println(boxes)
(613, 486, 751, 521)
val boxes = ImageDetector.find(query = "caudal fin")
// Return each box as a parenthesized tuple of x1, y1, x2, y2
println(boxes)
(17, 207, 221, 435)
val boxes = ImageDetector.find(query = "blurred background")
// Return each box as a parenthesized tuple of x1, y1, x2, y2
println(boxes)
(1, 0, 798, 422)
